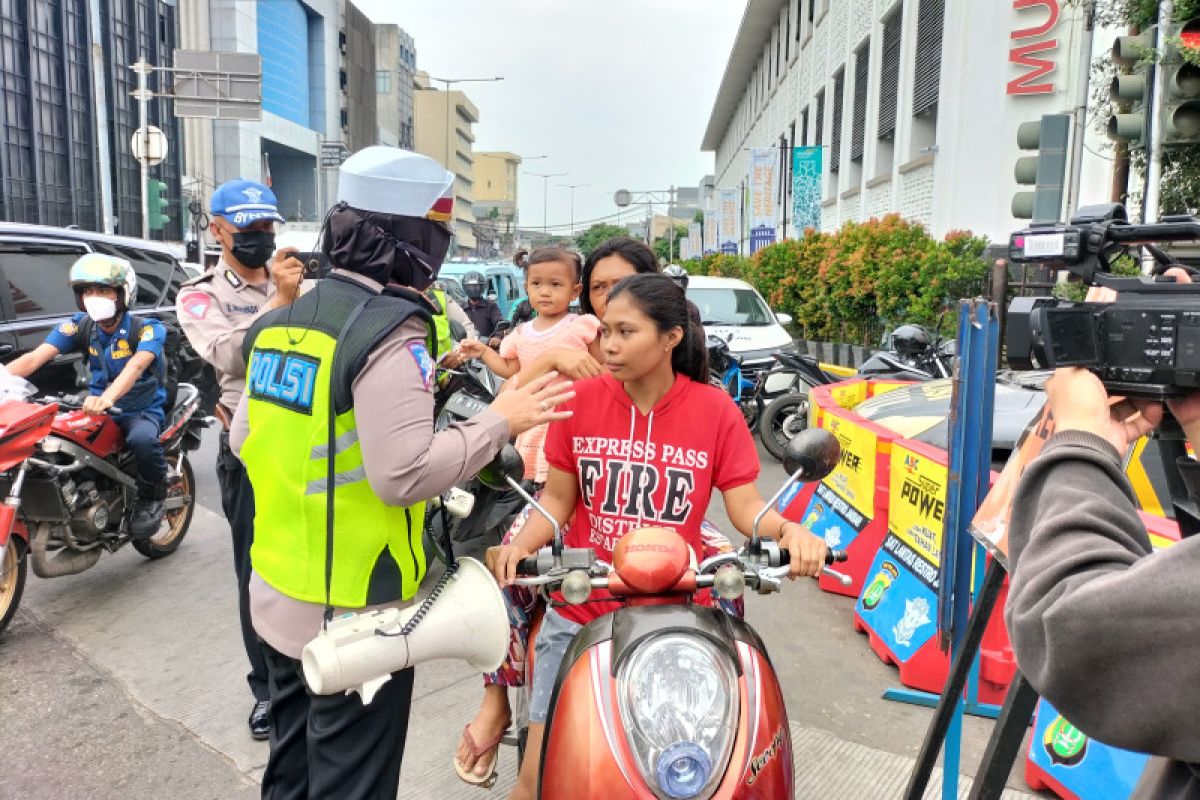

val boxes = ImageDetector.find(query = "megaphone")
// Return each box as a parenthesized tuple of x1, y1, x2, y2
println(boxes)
(302, 557, 508, 703)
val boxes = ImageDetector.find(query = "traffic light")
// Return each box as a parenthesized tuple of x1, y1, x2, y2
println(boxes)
(1108, 29, 1154, 146)
(1012, 113, 1071, 222)
(146, 178, 170, 232)
(1160, 18, 1200, 146)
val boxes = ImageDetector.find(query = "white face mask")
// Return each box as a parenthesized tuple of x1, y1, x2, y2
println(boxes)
(82, 295, 118, 323)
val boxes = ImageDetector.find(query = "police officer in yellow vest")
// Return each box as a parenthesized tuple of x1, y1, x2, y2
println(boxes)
(230, 147, 574, 799)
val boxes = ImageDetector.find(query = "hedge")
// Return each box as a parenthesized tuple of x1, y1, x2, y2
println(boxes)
(684, 214, 989, 345)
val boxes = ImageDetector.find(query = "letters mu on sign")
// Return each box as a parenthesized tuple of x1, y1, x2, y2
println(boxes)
(1008, 0, 1061, 96)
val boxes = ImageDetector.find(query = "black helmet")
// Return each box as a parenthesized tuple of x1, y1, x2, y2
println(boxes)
(891, 325, 933, 357)
(663, 264, 689, 290)
(463, 270, 486, 300)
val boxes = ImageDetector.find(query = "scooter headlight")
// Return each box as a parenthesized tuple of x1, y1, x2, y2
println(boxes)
(617, 634, 737, 800)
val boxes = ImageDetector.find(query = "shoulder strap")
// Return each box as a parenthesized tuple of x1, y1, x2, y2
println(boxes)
(323, 296, 373, 626)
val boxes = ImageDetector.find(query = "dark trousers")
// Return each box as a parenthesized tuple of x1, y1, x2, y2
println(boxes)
(217, 431, 269, 702)
(116, 411, 166, 487)
(260, 643, 414, 800)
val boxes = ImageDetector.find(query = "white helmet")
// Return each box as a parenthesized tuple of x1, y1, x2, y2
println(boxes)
(69, 253, 137, 312)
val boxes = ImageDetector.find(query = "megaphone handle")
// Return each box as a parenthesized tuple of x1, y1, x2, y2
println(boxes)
(384, 561, 460, 638)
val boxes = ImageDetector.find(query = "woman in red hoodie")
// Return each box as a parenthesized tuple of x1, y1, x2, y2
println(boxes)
(489, 273, 828, 800)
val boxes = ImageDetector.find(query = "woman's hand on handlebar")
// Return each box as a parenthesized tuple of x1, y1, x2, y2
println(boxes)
(486, 542, 536, 587)
(779, 521, 829, 579)
(488, 371, 574, 437)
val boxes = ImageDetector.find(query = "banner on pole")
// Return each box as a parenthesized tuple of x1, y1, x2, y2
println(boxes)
(687, 223, 701, 259)
(703, 208, 718, 255)
(679, 237, 690, 261)
(718, 188, 739, 255)
(749, 147, 778, 253)
(792, 146, 823, 234)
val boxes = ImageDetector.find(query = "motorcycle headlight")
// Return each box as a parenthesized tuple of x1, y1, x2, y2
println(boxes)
(617, 634, 738, 800)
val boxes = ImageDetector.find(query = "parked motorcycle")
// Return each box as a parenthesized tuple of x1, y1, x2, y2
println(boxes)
(0, 383, 206, 635)
(478, 428, 848, 798)
(758, 324, 955, 461)
(707, 335, 764, 432)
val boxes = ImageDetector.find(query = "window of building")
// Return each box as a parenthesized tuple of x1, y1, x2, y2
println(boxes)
(775, 23, 782, 79)
(830, 70, 844, 177)
(913, 0, 943, 118)
(376, 70, 391, 94)
(785, 8, 791, 61)
(800, 106, 810, 147)
(878, 9, 902, 141)
(796, 0, 803, 41)
(814, 90, 825, 148)
(807, 0, 814, 25)
(850, 43, 869, 165)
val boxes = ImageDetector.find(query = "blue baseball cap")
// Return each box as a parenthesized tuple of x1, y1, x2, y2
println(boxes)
(210, 179, 286, 228)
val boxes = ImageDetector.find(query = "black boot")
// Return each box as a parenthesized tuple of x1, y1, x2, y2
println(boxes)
(131, 480, 166, 540)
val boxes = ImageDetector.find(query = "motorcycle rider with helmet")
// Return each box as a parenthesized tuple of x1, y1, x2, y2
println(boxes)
(461, 270, 502, 342)
(6, 254, 169, 538)
(663, 263, 690, 292)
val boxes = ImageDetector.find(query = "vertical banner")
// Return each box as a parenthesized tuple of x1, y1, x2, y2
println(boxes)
(679, 237, 691, 261)
(703, 208, 718, 255)
(792, 146, 823, 234)
(687, 223, 701, 259)
(718, 188, 739, 255)
(748, 147, 778, 253)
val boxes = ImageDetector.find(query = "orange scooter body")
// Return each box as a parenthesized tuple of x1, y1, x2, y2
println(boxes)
(538, 526, 795, 798)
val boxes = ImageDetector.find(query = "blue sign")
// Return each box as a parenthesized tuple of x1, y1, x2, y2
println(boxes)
(1027, 699, 1150, 799)
(798, 483, 868, 550)
(855, 536, 938, 662)
(792, 146, 823, 235)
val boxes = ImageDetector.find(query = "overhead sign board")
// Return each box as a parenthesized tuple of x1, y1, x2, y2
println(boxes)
(172, 50, 262, 120)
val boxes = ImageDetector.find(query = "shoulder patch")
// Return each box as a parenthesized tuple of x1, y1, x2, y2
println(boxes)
(406, 342, 435, 391)
(140, 325, 156, 342)
(57, 321, 78, 337)
(223, 269, 244, 289)
(181, 272, 215, 288)
(180, 291, 212, 320)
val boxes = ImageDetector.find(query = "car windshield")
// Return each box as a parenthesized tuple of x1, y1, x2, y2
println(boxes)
(687, 287, 774, 326)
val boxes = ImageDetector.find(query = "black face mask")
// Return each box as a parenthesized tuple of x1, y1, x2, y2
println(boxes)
(231, 230, 275, 269)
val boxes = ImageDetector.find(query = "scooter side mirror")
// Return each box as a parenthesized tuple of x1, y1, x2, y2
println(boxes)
(477, 444, 524, 491)
(782, 428, 841, 481)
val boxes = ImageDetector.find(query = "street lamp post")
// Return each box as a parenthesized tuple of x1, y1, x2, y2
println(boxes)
(558, 183, 590, 238)
(526, 170, 567, 238)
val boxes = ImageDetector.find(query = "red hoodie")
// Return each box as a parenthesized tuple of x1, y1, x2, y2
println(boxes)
(543, 372, 760, 624)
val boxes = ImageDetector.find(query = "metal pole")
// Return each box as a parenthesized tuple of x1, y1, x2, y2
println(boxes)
(543, 176, 549, 235)
(87, 0, 114, 234)
(669, 185, 676, 263)
(1065, 0, 1096, 219)
(1144, 0, 1172, 225)
(135, 58, 150, 239)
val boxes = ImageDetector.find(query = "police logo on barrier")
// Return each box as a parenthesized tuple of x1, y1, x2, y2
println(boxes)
(248, 349, 320, 414)
(1043, 716, 1088, 766)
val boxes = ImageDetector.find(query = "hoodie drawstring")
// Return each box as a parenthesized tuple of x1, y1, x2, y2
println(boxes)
(626, 404, 655, 528)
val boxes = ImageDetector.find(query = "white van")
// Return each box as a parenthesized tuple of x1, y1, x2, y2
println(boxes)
(685, 275, 798, 382)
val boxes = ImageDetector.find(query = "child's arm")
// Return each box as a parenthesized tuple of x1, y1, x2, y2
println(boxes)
(458, 338, 521, 378)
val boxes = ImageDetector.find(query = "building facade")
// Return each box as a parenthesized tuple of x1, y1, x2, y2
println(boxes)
(472, 151, 522, 254)
(178, 0, 344, 227)
(340, 0, 375, 154)
(0, 0, 184, 240)
(703, 0, 1107, 249)
(414, 71, 479, 253)
(374, 25, 416, 150)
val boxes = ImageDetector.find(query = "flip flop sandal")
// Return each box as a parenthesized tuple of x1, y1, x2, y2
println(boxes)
(453, 721, 509, 789)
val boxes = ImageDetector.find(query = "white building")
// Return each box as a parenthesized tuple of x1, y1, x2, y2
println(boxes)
(702, 0, 1112, 249)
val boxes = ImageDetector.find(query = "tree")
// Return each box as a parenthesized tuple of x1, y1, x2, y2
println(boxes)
(653, 224, 688, 263)
(575, 223, 630, 255)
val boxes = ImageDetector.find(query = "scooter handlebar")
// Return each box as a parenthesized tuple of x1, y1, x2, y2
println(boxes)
(777, 547, 847, 566)
(515, 556, 540, 577)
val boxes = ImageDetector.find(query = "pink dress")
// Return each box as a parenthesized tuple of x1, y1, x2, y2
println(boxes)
(498, 313, 602, 482)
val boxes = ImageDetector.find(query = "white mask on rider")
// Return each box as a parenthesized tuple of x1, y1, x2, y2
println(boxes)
(82, 295, 118, 323)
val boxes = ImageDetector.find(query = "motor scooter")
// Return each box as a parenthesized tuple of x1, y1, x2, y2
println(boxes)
(477, 428, 849, 799)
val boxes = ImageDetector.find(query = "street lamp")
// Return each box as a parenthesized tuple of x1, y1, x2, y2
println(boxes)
(526, 170, 567, 237)
(558, 183, 590, 238)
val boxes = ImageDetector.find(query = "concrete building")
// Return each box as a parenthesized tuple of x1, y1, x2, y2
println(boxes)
(340, 0, 376, 155)
(374, 25, 417, 149)
(472, 151, 522, 255)
(178, 0, 345, 227)
(702, 0, 1110, 249)
(414, 71, 479, 253)
(1, 0, 183, 239)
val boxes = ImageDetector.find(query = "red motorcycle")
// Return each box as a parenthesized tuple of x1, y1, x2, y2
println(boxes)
(481, 427, 847, 799)
(0, 383, 206, 634)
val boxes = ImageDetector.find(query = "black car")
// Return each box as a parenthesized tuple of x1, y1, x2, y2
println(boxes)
(0, 223, 216, 408)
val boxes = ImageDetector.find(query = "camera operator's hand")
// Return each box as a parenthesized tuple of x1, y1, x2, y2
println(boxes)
(1048, 368, 1163, 456)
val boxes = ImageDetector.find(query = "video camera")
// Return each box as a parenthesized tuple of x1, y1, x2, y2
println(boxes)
(1006, 203, 1200, 398)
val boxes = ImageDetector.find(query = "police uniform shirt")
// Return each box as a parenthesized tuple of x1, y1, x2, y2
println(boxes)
(45, 313, 168, 418)
(175, 258, 277, 414)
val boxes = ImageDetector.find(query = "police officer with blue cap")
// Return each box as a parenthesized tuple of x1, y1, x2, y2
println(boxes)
(177, 178, 305, 740)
